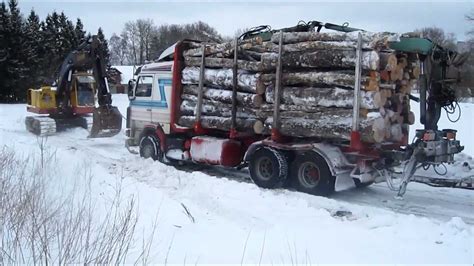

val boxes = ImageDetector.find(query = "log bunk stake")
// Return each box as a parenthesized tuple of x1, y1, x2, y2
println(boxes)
(350, 32, 363, 150)
(195, 43, 206, 134)
(230, 37, 239, 138)
(271, 31, 284, 142)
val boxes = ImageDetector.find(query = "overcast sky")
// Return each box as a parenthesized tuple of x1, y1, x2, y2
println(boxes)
(18, 1, 474, 41)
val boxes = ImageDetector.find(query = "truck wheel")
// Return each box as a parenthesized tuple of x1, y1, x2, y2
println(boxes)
(249, 147, 288, 189)
(291, 152, 335, 196)
(139, 134, 163, 161)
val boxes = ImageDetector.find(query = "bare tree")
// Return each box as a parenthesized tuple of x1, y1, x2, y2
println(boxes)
(109, 33, 127, 65)
(415, 26, 457, 50)
(459, 11, 474, 95)
(120, 19, 156, 65)
(137, 19, 155, 63)
(113, 20, 222, 64)
(149, 21, 222, 60)
(122, 22, 139, 65)
(467, 11, 474, 37)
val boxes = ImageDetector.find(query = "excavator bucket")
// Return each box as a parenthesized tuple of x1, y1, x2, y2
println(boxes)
(89, 105, 122, 138)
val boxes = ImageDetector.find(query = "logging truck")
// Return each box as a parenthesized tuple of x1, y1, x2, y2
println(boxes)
(125, 21, 470, 196)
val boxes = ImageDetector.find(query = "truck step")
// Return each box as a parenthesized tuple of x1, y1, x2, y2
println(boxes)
(166, 149, 189, 161)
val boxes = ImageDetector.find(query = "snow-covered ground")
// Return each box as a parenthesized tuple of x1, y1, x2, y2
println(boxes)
(0, 95, 473, 264)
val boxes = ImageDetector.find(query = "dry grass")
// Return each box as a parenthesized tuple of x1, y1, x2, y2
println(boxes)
(0, 141, 156, 264)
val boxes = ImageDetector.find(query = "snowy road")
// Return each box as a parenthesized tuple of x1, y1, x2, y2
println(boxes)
(1, 95, 473, 264)
(190, 166, 474, 224)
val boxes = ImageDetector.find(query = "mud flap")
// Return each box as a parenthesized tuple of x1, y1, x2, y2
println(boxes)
(334, 172, 356, 192)
(89, 105, 122, 138)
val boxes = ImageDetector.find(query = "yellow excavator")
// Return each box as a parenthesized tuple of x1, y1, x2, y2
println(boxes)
(25, 35, 122, 138)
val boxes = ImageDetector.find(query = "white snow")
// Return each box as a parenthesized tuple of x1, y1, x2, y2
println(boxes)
(113, 65, 136, 84)
(0, 95, 473, 264)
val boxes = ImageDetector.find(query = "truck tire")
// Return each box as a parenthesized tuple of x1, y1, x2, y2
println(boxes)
(249, 147, 288, 189)
(139, 134, 163, 162)
(291, 152, 335, 196)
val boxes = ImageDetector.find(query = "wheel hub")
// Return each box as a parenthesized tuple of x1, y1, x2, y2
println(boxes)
(257, 157, 274, 181)
(299, 162, 320, 188)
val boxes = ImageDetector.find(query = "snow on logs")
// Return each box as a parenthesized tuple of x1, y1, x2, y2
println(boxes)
(181, 67, 266, 94)
(178, 30, 418, 143)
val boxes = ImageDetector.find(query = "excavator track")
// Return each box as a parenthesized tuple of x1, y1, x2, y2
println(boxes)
(25, 116, 57, 136)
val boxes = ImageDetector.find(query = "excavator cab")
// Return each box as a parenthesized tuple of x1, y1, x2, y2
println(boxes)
(73, 74, 95, 107)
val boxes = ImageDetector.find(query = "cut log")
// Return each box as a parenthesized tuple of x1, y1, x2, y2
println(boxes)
(261, 71, 376, 90)
(372, 90, 387, 108)
(253, 120, 265, 134)
(398, 56, 408, 69)
(183, 37, 263, 57)
(366, 71, 380, 91)
(270, 31, 400, 49)
(259, 103, 368, 114)
(264, 112, 387, 143)
(246, 40, 359, 53)
(379, 52, 397, 71)
(178, 115, 260, 133)
(399, 83, 414, 95)
(265, 85, 383, 109)
(182, 67, 265, 94)
(257, 105, 369, 121)
(260, 50, 379, 71)
(380, 70, 390, 82)
(389, 124, 403, 142)
(184, 56, 272, 72)
(404, 111, 415, 125)
(406, 62, 421, 80)
(180, 96, 258, 118)
(390, 63, 404, 81)
(182, 85, 263, 108)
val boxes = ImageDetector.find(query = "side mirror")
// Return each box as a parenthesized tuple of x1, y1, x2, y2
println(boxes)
(128, 79, 136, 100)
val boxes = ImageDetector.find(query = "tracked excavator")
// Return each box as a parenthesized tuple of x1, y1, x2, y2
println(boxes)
(25, 35, 122, 138)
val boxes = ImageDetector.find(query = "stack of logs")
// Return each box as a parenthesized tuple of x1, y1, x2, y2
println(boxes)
(178, 31, 419, 144)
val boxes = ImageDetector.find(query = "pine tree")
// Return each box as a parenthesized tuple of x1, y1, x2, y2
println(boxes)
(6, 0, 28, 102)
(24, 10, 42, 87)
(58, 12, 75, 57)
(0, 2, 11, 101)
(74, 18, 85, 46)
(0, 2, 7, 62)
(42, 12, 61, 82)
(97, 27, 111, 67)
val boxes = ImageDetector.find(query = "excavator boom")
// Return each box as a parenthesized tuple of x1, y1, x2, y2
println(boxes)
(84, 36, 122, 137)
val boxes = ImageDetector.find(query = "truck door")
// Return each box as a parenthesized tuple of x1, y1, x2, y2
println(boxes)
(151, 76, 172, 129)
(129, 75, 154, 123)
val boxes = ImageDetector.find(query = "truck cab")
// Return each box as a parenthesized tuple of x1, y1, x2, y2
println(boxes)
(126, 44, 176, 145)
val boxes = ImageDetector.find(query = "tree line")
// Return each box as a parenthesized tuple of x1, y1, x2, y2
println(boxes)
(0, 0, 109, 102)
(109, 19, 223, 65)
(0, 0, 472, 103)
